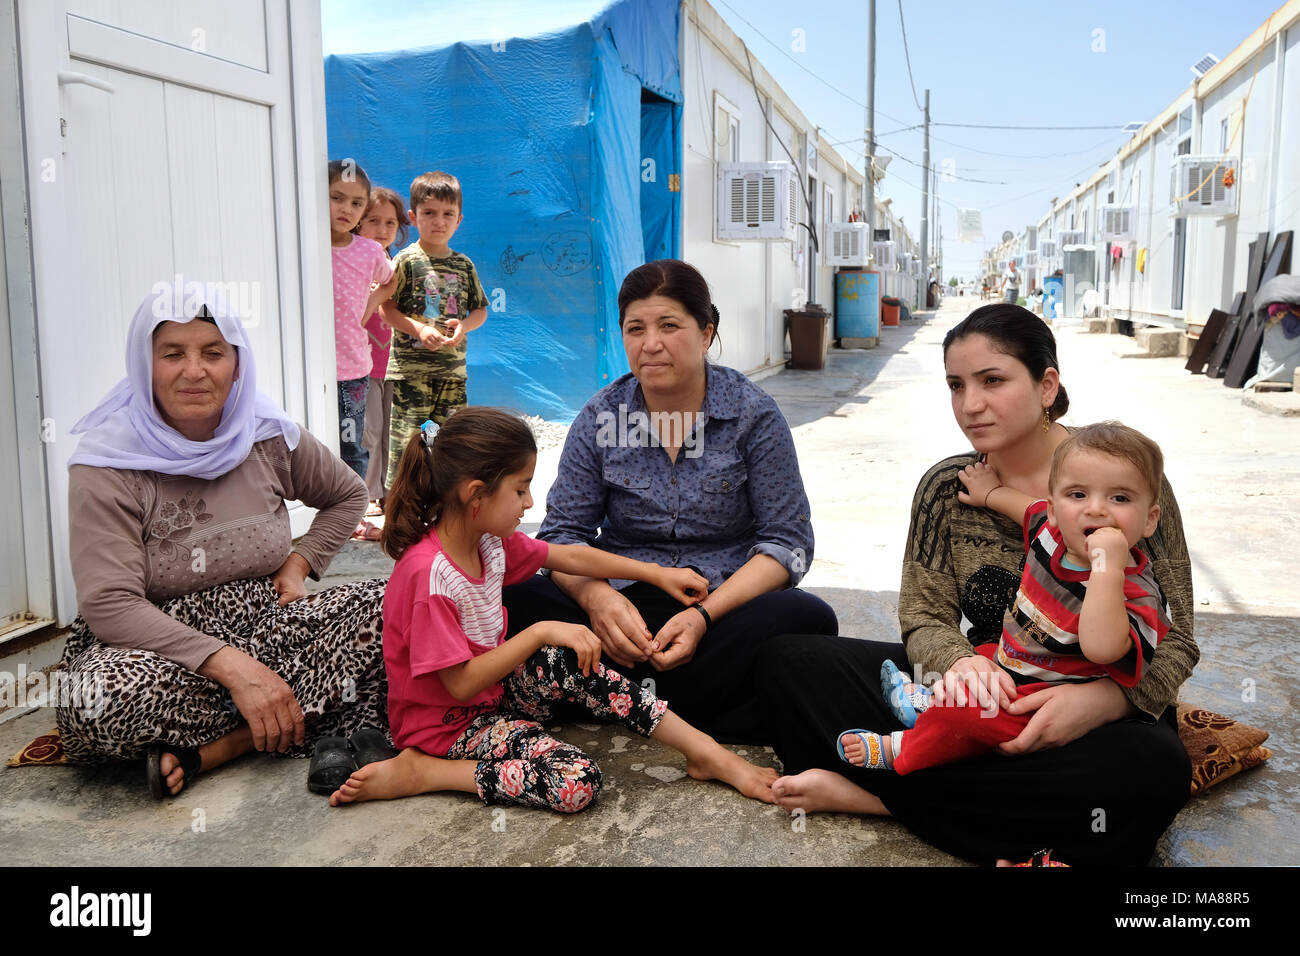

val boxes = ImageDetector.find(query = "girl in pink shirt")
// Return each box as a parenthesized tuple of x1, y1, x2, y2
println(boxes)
(327, 407, 779, 813)
(328, 160, 396, 490)
(355, 186, 409, 538)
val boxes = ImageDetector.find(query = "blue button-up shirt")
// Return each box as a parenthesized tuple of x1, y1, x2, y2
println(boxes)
(538, 363, 814, 589)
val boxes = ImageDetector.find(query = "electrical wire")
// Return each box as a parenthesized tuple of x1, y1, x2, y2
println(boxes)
(896, 0, 923, 113)
(934, 122, 1128, 131)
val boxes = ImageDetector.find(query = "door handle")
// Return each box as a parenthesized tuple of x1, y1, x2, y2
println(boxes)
(57, 71, 115, 93)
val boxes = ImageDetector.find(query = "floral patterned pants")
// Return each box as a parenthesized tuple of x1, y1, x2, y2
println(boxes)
(56, 577, 388, 763)
(446, 646, 668, 813)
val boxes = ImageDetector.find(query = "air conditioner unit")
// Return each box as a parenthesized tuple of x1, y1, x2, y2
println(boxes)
(1099, 205, 1135, 241)
(873, 240, 897, 269)
(1058, 229, 1085, 248)
(1039, 239, 1058, 259)
(996, 258, 1008, 271)
(1024, 250, 1039, 267)
(1170, 154, 1239, 217)
(716, 161, 799, 240)
(827, 222, 868, 266)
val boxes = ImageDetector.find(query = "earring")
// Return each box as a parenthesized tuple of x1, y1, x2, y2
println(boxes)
(1041, 407, 1052, 433)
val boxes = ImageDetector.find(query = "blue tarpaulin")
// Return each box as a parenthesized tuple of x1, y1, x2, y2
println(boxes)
(324, 0, 681, 421)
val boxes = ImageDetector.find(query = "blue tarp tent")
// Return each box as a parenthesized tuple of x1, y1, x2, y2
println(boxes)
(325, 0, 682, 421)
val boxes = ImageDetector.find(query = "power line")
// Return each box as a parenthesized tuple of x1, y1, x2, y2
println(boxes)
(897, 0, 923, 112)
(934, 122, 1129, 131)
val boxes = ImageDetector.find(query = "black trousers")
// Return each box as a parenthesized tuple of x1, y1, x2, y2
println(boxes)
(754, 634, 1192, 866)
(502, 575, 838, 744)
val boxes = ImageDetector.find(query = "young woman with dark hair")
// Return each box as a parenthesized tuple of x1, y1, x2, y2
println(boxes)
(755, 304, 1198, 865)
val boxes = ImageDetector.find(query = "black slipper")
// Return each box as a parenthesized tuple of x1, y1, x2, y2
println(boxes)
(307, 736, 356, 796)
(146, 743, 202, 800)
(348, 727, 398, 769)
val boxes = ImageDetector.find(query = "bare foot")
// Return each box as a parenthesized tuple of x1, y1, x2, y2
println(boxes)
(841, 733, 866, 766)
(329, 748, 476, 806)
(685, 748, 780, 804)
(770, 768, 890, 816)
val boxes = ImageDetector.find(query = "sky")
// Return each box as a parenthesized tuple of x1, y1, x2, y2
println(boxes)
(321, 0, 1286, 281)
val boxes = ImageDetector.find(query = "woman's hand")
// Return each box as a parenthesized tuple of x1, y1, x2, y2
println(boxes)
(998, 679, 1130, 755)
(656, 566, 709, 605)
(540, 622, 604, 677)
(650, 609, 707, 672)
(271, 553, 312, 606)
(198, 646, 305, 752)
(956, 461, 1001, 508)
(930, 653, 1017, 712)
(578, 583, 657, 668)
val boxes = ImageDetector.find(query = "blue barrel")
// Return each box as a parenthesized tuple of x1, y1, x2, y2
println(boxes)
(836, 269, 880, 340)
(1043, 276, 1064, 320)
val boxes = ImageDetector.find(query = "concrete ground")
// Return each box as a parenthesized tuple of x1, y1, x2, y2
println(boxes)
(2, 296, 1295, 866)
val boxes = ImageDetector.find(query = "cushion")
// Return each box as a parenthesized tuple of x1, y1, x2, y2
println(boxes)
(1176, 703, 1271, 795)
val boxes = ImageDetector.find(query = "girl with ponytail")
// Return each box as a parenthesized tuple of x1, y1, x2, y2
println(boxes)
(329, 407, 781, 812)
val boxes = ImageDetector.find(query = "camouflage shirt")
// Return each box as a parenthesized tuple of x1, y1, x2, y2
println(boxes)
(387, 244, 487, 382)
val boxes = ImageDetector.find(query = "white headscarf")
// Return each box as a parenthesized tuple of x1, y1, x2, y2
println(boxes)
(68, 282, 300, 479)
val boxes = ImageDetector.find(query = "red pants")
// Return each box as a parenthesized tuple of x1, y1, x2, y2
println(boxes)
(892, 647, 1048, 775)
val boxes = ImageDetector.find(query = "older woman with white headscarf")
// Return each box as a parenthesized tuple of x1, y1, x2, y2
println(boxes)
(57, 283, 388, 798)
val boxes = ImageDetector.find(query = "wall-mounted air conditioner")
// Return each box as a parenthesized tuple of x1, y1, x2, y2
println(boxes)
(1170, 155, 1239, 217)
(1099, 205, 1135, 241)
(1058, 229, 1085, 248)
(1039, 239, 1058, 259)
(996, 258, 1008, 271)
(827, 222, 868, 266)
(873, 240, 897, 269)
(1024, 250, 1039, 267)
(716, 161, 799, 240)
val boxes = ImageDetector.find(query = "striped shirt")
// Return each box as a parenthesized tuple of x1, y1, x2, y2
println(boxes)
(996, 500, 1169, 689)
(383, 529, 550, 755)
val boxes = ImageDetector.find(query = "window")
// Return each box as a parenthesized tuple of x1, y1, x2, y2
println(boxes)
(713, 92, 742, 163)
(1220, 117, 1230, 153)
(823, 183, 834, 261)
(1178, 106, 1192, 136)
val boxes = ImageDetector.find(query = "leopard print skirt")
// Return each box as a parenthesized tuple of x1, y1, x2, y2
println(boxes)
(56, 577, 388, 763)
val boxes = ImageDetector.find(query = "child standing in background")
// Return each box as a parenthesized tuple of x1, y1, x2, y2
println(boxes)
(329, 159, 396, 488)
(355, 187, 409, 540)
(381, 171, 488, 492)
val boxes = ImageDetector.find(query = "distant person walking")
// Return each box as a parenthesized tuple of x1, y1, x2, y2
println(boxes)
(1001, 260, 1021, 304)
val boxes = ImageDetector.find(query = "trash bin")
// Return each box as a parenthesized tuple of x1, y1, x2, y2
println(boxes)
(881, 296, 901, 327)
(785, 304, 830, 369)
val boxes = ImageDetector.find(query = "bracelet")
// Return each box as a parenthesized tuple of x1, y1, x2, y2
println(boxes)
(983, 485, 1002, 508)
(691, 603, 712, 630)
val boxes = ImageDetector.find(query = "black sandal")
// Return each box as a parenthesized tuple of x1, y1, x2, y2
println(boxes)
(146, 743, 202, 800)
(307, 736, 356, 796)
(348, 727, 398, 768)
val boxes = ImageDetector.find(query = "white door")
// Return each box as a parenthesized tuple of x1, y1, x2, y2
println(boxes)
(19, 0, 333, 625)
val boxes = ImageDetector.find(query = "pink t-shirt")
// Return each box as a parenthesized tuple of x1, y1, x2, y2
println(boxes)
(364, 309, 391, 381)
(332, 235, 394, 381)
(383, 529, 550, 755)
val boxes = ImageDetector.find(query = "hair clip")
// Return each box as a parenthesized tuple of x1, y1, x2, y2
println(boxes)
(420, 419, 439, 447)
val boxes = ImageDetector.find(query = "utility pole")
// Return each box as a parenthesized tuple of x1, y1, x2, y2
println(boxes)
(865, 0, 875, 257)
(920, 88, 930, 298)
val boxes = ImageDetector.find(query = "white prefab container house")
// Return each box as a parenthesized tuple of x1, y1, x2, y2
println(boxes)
(0, 0, 333, 658)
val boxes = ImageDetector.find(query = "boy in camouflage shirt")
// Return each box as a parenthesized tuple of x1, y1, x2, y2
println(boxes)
(381, 171, 488, 488)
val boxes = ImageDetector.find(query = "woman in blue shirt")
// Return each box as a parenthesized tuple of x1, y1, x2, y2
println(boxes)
(503, 260, 837, 742)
